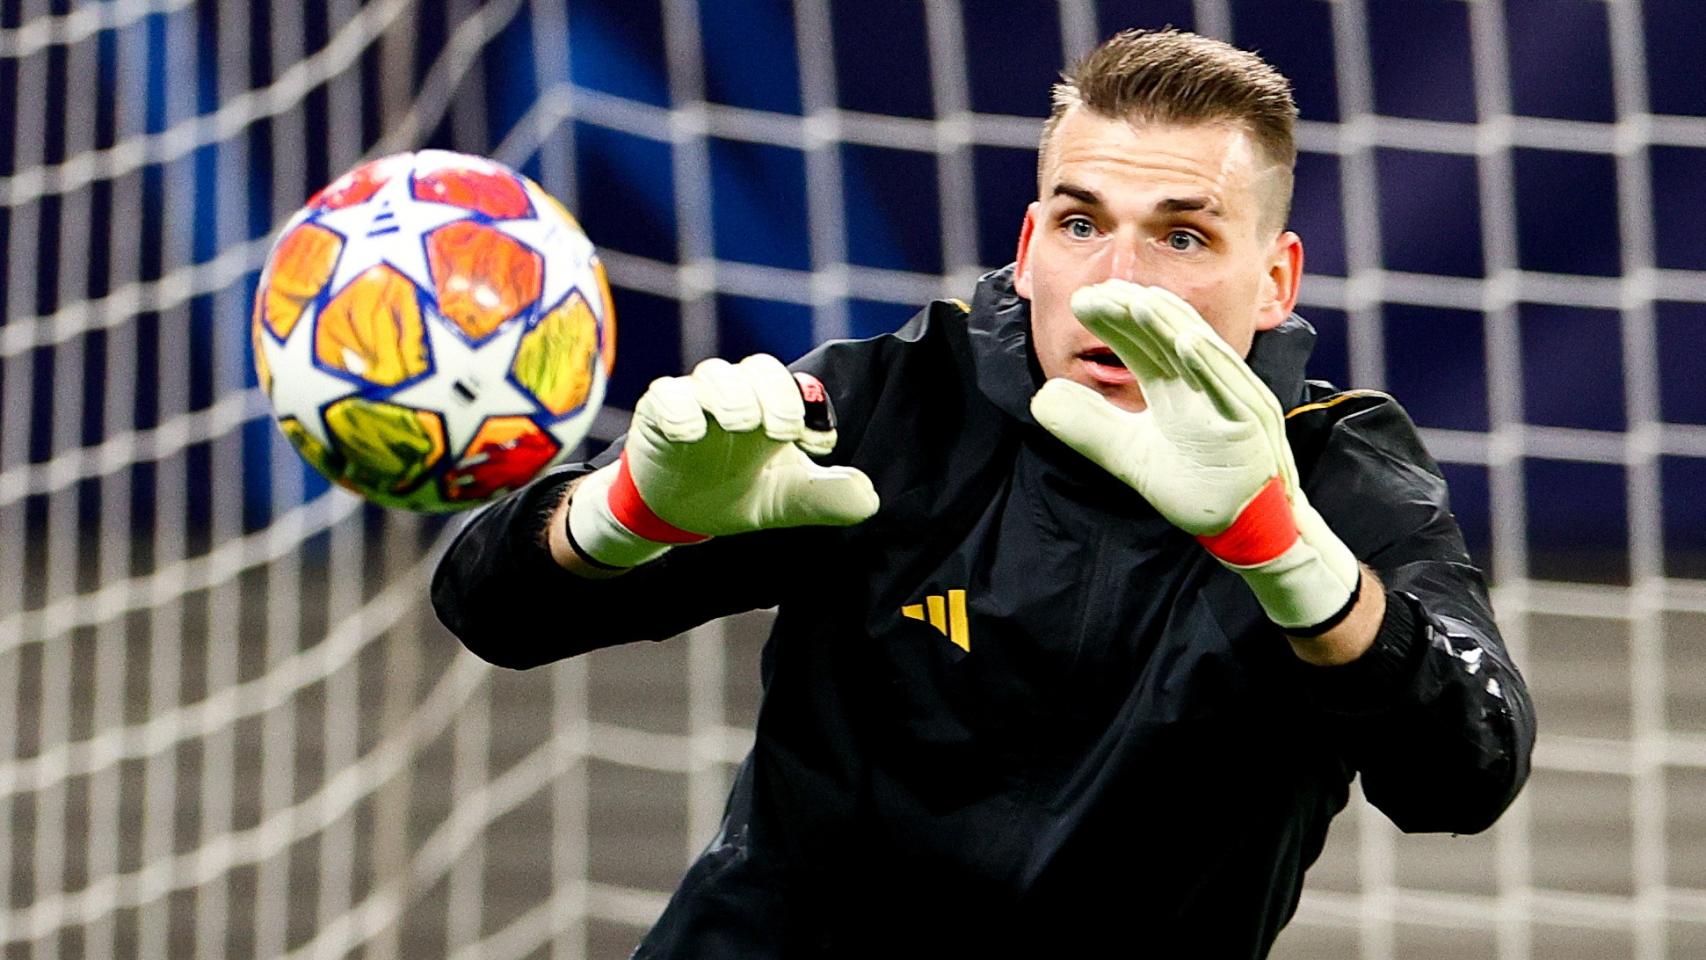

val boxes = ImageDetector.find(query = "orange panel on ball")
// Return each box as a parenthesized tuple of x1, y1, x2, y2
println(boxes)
(260, 222, 341, 339)
(413, 157, 531, 218)
(426, 222, 543, 341)
(511, 291, 599, 415)
(444, 417, 561, 503)
(252, 314, 274, 394)
(316, 265, 430, 386)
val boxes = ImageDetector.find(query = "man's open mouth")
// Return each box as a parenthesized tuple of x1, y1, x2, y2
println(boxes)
(1077, 348, 1135, 386)
(1079, 348, 1126, 369)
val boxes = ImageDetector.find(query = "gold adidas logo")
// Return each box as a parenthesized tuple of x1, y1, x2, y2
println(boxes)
(901, 590, 970, 652)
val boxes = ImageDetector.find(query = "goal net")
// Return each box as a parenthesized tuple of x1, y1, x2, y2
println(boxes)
(2, 1, 1703, 958)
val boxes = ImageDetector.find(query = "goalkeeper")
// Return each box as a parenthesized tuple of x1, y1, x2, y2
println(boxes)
(433, 28, 1534, 958)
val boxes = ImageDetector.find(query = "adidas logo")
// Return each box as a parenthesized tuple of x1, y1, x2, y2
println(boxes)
(901, 590, 970, 652)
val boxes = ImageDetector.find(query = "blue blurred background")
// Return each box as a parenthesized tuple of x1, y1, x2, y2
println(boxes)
(8, 0, 1703, 586)
(3, 3, 1705, 957)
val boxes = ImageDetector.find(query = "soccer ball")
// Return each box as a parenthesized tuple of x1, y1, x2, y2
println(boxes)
(252, 150, 614, 512)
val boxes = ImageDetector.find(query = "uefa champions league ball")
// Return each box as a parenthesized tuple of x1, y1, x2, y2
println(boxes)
(251, 150, 614, 512)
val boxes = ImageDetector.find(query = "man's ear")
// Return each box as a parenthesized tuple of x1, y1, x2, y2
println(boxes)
(1256, 229, 1303, 331)
(1014, 203, 1039, 300)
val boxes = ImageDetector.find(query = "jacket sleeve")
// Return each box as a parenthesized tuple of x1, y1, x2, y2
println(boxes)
(429, 440, 810, 669)
(429, 310, 928, 670)
(1294, 395, 1536, 835)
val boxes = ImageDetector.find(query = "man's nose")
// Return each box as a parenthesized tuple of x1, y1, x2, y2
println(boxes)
(1107, 238, 1143, 283)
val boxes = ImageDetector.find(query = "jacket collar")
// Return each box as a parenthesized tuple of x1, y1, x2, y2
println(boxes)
(966, 265, 1318, 424)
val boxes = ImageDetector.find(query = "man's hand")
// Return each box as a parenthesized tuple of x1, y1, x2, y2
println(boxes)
(564, 354, 880, 570)
(1029, 280, 1361, 635)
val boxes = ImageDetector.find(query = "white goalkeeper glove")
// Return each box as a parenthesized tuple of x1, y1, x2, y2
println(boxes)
(566, 353, 881, 569)
(1029, 280, 1362, 634)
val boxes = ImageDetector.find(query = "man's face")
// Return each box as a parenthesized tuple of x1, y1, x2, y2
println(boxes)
(1014, 108, 1302, 412)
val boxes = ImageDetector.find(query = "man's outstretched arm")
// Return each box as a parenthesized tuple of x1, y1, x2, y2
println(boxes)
(432, 354, 878, 668)
(1029, 280, 1533, 833)
(1295, 404, 1535, 835)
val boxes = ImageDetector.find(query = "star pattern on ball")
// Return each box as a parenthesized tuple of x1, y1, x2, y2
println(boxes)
(314, 168, 473, 299)
(258, 303, 359, 450)
(490, 196, 596, 313)
(388, 306, 539, 457)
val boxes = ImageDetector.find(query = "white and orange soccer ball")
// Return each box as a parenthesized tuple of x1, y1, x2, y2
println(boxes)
(252, 150, 614, 511)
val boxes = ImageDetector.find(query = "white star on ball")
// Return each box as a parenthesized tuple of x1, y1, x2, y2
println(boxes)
(259, 302, 360, 450)
(387, 306, 539, 457)
(313, 167, 473, 299)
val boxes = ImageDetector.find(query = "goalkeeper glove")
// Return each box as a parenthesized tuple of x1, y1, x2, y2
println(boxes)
(566, 353, 881, 569)
(1029, 281, 1361, 634)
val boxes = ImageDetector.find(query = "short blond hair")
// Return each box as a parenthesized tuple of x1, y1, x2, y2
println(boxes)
(1040, 29, 1299, 231)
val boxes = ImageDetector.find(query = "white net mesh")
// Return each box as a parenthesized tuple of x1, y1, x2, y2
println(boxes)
(2, 1, 1704, 958)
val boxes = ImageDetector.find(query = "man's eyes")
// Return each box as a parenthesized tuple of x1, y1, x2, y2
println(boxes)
(1058, 217, 1206, 251)
(1166, 230, 1205, 252)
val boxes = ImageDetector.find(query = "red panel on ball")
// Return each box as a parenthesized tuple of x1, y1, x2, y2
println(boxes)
(310, 154, 409, 210)
(412, 153, 531, 218)
(444, 417, 561, 502)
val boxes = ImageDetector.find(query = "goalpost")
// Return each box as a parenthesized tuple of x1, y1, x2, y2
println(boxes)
(1, 1, 1703, 958)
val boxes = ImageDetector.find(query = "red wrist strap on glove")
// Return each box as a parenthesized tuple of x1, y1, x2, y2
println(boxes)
(607, 451, 712, 545)
(1195, 476, 1298, 566)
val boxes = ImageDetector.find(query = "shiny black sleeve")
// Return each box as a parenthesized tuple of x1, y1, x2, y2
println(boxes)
(429, 441, 804, 670)
(1296, 397, 1536, 835)
(429, 310, 925, 671)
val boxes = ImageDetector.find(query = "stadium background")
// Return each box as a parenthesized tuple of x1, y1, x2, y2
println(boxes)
(3, 0, 1705, 957)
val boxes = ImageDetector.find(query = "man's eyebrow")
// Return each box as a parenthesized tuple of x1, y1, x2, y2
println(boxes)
(1051, 183, 1101, 206)
(1157, 196, 1223, 217)
(1051, 185, 1225, 218)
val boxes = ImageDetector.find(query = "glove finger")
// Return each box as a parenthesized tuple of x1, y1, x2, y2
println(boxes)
(1207, 347, 1282, 433)
(794, 431, 835, 457)
(736, 353, 806, 443)
(795, 428, 838, 458)
(1076, 281, 1204, 419)
(1141, 285, 1295, 473)
(1137, 285, 1266, 398)
(1119, 286, 1196, 385)
(1030, 377, 1154, 480)
(1137, 284, 1214, 337)
(769, 463, 881, 527)
(691, 357, 764, 433)
(1141, 286, 1280, 421)
(1187, 340, 1301, 491)
(1176, 336, 1255, 424)
(1069, 282, 1178, 383)
(1122, 301, 1207, 420)
(636, 375, 708, 444)
(1186, 340, 1285, 436)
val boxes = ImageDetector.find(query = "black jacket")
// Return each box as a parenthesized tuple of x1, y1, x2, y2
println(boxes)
(432, 267, 1535, 958)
